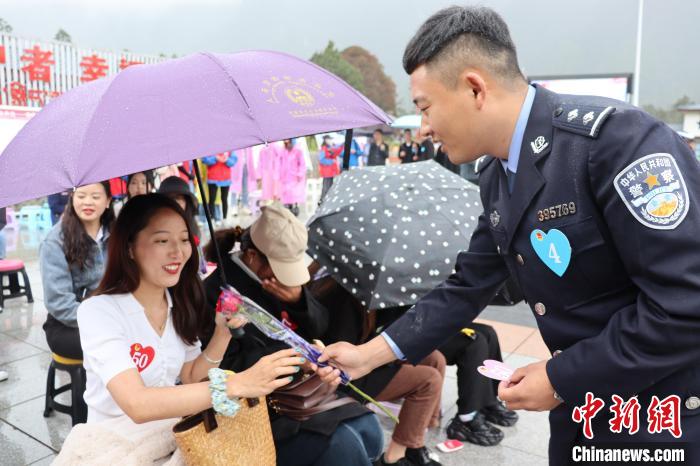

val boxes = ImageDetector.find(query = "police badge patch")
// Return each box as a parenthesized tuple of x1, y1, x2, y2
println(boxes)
(614, 153, 689, 230)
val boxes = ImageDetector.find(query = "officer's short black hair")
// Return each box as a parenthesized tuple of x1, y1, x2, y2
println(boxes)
(403, 6, 525, 87)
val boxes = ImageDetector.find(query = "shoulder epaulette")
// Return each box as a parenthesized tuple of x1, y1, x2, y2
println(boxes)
(551, 103, 616, 138)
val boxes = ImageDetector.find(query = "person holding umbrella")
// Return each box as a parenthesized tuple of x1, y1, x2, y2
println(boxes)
(71, 194, 300, 449)
(317, 5, 700, 464)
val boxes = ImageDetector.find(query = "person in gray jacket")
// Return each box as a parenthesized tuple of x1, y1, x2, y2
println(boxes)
(40, 182, 114, 359)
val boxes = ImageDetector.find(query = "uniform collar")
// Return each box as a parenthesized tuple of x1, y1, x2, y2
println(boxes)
(500, 85, 536, 174)
(503, 84, 556, 250)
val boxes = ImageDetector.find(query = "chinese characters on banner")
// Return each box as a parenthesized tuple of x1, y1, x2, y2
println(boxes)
(572, 392, 682, 440)
(0, 34, 161, 108)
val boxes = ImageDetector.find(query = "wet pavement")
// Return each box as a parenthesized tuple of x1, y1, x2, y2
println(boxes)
(0, 190, 550, 465)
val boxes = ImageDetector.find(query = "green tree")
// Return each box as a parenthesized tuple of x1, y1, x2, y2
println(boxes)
(310, 41, 365, 93)
(643, 96, 694, 125)
(341, 46, 397, 114)
(0, 18, 13, 34)
(54, 29, 72, 43)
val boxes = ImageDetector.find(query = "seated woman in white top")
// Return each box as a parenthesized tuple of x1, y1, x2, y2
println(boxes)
(78, 193, 301, 423)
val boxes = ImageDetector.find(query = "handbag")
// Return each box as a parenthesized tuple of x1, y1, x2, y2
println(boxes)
(268, 373, 357, 421)
(172, 397, 276, 466)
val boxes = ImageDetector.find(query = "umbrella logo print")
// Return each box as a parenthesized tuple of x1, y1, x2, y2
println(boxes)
(261, 76, 335, 104)
(285, 87, 315, 107)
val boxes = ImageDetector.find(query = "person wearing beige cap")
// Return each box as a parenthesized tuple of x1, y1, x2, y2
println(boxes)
(200, 202, 383, 466)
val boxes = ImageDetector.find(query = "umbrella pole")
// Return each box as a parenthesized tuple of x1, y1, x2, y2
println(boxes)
(192, 159, 244, 338)
(342, 129, 353, 171)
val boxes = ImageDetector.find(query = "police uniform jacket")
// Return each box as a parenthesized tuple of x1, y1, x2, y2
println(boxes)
(384, 85, 700, 462)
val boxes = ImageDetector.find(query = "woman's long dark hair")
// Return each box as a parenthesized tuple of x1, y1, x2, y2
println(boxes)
(61, 181, 115, 270)
(96, 193, 206, 344)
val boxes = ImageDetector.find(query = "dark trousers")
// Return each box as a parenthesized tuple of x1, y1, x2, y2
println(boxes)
(320, 177, 334, 202)
(207, 184, 230, 220)
(275, 413, 383, 466)
(438, 322, 503, 414)
(43, 314, 83, 359)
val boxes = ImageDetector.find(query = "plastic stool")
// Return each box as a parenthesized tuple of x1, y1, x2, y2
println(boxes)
(43, 353, 87, 425)
(0, 259, 33, 310)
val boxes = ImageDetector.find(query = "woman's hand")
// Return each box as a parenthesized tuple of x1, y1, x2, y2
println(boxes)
(226, 348, 304, 398)
(215, 310, 247, 331)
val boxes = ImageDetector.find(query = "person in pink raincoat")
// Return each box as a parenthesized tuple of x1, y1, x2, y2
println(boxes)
(229, 146, 258, 216)
(259, 143, 282, 203)
(278, 139, 307, 216)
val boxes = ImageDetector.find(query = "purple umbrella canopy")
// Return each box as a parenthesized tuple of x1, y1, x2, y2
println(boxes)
(0, 50, 391, 208)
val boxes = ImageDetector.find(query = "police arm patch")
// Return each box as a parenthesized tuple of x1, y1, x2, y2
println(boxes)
(613, 153, 689, 230)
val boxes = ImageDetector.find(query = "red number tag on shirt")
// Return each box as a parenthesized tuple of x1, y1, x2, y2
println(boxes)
(130, 343, 155, 372)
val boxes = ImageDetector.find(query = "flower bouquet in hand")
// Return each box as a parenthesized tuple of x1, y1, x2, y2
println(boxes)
(216, 285, 399, 423)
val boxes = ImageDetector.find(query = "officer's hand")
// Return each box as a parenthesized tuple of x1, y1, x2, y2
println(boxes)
(497, 360, 561, 412)
(313, 342, 371, 387)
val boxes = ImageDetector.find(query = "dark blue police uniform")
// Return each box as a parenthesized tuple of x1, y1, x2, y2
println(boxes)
(385, 85, 700, 465)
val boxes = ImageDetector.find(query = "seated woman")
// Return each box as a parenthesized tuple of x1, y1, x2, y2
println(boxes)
(202, 203, 383, 466)
(41, 182, 114, 365)
(77, 194, 300, 428)
(308, 273, 444, 466)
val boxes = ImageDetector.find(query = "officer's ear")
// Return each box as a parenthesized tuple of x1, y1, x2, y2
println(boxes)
(462, 71, 487, 109)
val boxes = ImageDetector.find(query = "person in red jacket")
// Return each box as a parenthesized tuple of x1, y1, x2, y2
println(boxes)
(318, 136, 342, 203)
(201, 152, 237, 222)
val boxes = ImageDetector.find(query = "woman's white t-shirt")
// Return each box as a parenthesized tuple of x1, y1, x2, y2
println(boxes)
(77, 291, 201, 423)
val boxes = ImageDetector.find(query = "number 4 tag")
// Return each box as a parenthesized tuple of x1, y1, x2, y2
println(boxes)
(530, 229, 572, 277)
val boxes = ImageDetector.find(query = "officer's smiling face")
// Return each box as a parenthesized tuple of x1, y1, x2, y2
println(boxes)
(411, 64, 490, 164)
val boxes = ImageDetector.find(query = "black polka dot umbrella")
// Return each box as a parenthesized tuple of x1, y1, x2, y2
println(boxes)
(307, 160, 482, 310)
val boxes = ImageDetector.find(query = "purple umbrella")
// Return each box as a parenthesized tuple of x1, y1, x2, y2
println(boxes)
(0, 50, 391, 208)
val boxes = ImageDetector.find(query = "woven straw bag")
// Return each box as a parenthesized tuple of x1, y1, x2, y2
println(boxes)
(172, 397, 275, 466)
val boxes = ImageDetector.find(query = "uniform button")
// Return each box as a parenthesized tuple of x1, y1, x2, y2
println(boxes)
(552, 350, 562, 357)
(534, 302, 546, 315)
(686, 396, 700, 410)
(516, 254, 525, 266)
(553, 107, 563, 117)
(497, 245, 501, 254)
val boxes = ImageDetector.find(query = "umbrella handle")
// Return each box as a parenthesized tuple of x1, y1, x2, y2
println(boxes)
(193, 158, 245, 340)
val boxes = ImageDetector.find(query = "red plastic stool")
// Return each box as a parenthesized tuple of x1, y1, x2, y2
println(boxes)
(0, 259, 34, 311)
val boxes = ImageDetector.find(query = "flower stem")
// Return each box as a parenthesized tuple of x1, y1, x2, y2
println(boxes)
(346, 382, 399, 424)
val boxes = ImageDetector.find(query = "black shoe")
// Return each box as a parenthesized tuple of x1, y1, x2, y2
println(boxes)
(377, 454, 415, 466)
(404, 446, 441, 465)
(446, 412, 504, 446)
(481, 402, 519, 427)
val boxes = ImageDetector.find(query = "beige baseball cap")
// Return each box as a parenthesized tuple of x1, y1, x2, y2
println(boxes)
(250, 202, 310, 287)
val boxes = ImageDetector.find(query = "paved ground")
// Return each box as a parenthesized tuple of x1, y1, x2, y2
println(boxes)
(0, 205, 552, 465)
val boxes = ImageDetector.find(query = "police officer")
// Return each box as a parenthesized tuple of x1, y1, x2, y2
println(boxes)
(317, 6, 700, 465)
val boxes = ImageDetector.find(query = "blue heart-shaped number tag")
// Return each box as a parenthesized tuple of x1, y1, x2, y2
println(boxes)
(530, 229, 571, 277)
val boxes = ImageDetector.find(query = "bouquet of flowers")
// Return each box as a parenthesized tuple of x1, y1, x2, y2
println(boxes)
(216, 285, 399, 423)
